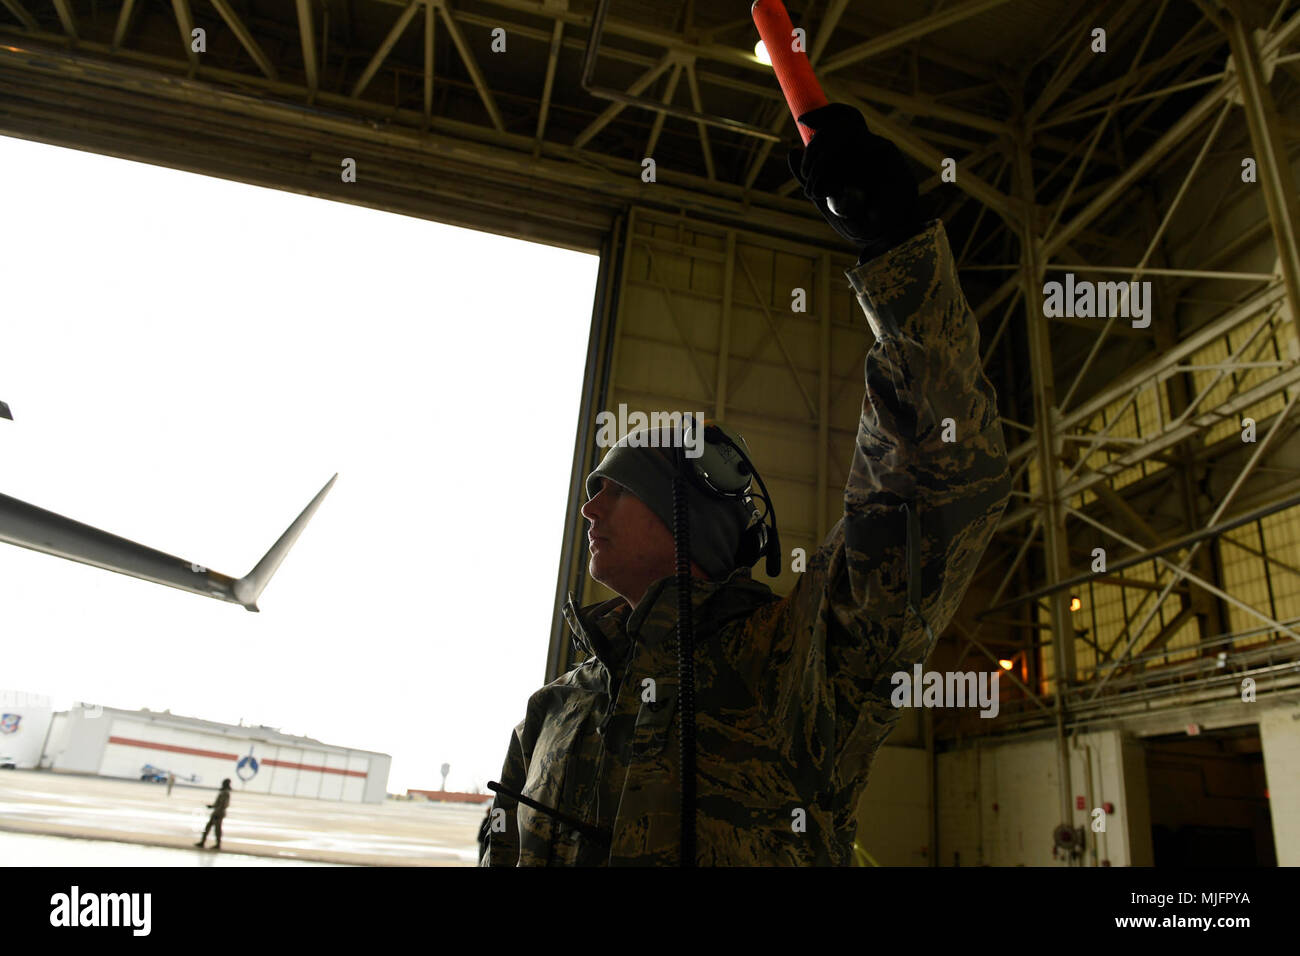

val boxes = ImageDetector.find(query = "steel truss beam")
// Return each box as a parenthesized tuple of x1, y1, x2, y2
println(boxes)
(0, 0, 37, 32)
(998, 288, 1292, 527)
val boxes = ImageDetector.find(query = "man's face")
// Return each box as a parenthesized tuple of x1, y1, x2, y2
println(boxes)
(580, 478, 676, 607)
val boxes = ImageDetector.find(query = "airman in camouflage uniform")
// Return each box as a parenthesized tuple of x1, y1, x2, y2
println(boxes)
(195, 778, 231, 850)
(482, 104, 1011, 866)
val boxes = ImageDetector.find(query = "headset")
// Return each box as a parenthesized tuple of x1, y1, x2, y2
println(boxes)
(677, 419, 781, 579)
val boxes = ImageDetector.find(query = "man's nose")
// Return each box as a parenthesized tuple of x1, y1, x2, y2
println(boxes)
(580, 492, 601, 521)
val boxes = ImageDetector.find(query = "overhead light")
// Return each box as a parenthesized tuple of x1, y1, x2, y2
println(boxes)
(998, 659, 1014, 670)
(1069, 596, 1082, 612)
(754, 40, 772, 65)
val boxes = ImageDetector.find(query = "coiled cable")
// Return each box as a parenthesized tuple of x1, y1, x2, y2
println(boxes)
(672, 465, 696, 867)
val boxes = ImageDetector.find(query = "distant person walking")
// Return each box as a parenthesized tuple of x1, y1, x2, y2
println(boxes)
(195, 778, 231, 850)
(166, 772, 176, 797)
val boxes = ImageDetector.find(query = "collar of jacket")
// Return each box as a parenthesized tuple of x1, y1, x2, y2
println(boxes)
(563, 566, 776, 670)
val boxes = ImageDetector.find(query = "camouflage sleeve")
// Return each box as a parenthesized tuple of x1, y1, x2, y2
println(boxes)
(755, 219, 1011, 788)
(479, 723, 525, 867)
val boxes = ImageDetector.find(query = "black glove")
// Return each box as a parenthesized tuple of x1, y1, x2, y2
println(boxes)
(788, 103, 922, 263)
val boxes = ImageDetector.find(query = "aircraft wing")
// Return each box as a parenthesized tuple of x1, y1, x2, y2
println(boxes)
(0, 475, 337, 612)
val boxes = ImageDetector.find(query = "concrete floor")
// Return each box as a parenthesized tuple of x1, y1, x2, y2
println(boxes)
(0, 769, 484, 866)
(0, 829, 342, 866)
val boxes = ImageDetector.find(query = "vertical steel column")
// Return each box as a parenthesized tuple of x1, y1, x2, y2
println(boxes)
(1014, 137, 1076, 839)
(714, 231, 735, 421)
(423, 0, 435, 123)
(1224, 4, 1300, 345)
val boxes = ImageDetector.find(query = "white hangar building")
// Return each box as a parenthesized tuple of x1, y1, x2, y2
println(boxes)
(38, 705, 390, 804)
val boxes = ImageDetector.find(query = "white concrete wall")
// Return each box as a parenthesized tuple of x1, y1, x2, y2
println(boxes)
(1067, 730, 1143, 867)
(1259, 706, 1300, 866)
(855, 731, 1147, 867)
(936, 730, 1146, 866)
(846, 702, 1300, 867)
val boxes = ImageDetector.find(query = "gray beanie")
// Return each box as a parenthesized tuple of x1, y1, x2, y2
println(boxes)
(585, 429, 752, 581)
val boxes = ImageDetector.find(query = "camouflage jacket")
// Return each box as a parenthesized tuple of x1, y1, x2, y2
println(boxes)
(482, 220, 1011, 866)
(208, 789, 230, 817)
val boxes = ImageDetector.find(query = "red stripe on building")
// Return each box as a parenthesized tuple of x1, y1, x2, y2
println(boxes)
(107, 736, 367, 778)
(109, 736, 235, 761)
(263, 757, 365, 777)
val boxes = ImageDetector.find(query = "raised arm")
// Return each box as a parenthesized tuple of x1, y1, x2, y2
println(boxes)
(745, 105, 1011, 787)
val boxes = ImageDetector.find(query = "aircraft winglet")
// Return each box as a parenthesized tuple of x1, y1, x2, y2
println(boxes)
(233, 474, 338, 612)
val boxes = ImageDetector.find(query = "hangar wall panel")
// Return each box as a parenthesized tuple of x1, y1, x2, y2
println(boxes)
(320, 751, 348, 801)
(53, 707, 113, 774)
(344, 754, 370, 802)
(362, 754, 391, 802)
(269, 746, 301, 797)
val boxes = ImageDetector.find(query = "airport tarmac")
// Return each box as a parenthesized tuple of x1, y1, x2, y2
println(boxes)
(0, 829, 340, 866)
(0, 770, 485, 866)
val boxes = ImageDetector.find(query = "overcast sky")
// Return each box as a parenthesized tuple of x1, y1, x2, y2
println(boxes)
(0, 134, 597, 796)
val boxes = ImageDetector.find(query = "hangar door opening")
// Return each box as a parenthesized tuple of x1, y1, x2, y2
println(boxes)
(1144, 726, 1275, 866)
(0, 132, 600, 797)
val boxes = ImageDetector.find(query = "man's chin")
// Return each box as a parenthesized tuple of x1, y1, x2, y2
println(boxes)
(588, 557, 620, 595)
